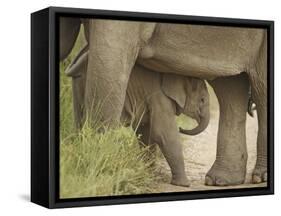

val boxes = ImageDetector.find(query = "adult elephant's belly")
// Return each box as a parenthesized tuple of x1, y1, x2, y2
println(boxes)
(137, 23, 262, 80)
(137, 56, 244, 80)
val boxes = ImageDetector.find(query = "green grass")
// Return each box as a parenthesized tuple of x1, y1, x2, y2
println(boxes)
(60, 123, 157, 198)
(59, 29, 157, 198)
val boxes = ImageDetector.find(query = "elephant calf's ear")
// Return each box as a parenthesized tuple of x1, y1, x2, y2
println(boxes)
(161, 74, 186, 109)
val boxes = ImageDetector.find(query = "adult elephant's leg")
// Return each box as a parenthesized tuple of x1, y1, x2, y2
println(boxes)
(251, 87, 267, 183)
(85, 20, 141, 125)
(251, 37, 267, 183)
(72, 74, 86, 129)
(206, 73, 249, 186)
(65, 46, 89, 129)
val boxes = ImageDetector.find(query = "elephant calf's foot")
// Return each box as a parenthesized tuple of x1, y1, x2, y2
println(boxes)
(252, 165, 267, 184)
(205, 162, 246, 186)
(171, 176, 190, 187)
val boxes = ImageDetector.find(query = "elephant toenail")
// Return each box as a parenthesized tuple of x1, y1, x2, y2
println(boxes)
(215, 179, 226, 186)
(205, 176, 214, 186)
(262, 172, 267, 182)
(252, 174, 262, 184)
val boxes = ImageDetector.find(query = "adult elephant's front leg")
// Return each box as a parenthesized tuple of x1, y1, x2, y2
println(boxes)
(206, 73, 249, 186)
(85, 20, 142, 125)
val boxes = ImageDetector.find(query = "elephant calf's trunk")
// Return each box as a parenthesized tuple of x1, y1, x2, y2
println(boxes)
(179, 114, 210, 136)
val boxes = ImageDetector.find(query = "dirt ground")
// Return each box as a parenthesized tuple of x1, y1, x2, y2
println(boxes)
(155, 87, 267, 192)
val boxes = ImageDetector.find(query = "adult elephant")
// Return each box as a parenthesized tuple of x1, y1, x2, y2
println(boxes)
(59, 17, 267, 186)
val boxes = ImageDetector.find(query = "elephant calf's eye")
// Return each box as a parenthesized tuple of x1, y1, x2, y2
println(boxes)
(201, 98, 205, 103)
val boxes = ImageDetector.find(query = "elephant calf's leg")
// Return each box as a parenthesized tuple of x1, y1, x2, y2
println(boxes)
(150, 100, 190, 187)
(206, 73, 249, 186)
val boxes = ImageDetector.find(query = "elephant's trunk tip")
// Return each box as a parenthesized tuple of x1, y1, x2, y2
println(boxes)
(179, 114, 210, 136)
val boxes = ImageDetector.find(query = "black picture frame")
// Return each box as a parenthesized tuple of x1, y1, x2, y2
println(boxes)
(31, 6, 274, 209)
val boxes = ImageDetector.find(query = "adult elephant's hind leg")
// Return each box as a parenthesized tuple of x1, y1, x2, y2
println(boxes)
(251, 87, 267, 184)
(206, 73, 249, 186)
(251, 37, 268, 184)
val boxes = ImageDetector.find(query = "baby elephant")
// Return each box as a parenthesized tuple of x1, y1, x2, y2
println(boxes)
(66, 50, 210, 187)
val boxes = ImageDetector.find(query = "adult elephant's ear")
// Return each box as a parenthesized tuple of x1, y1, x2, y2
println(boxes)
(161, 74, 186, 109)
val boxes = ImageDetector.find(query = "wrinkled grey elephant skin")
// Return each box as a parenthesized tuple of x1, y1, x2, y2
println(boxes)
(59, 18, 267, 187)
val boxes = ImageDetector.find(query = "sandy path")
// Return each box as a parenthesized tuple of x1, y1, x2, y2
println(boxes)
(155, 87, 266, 192)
